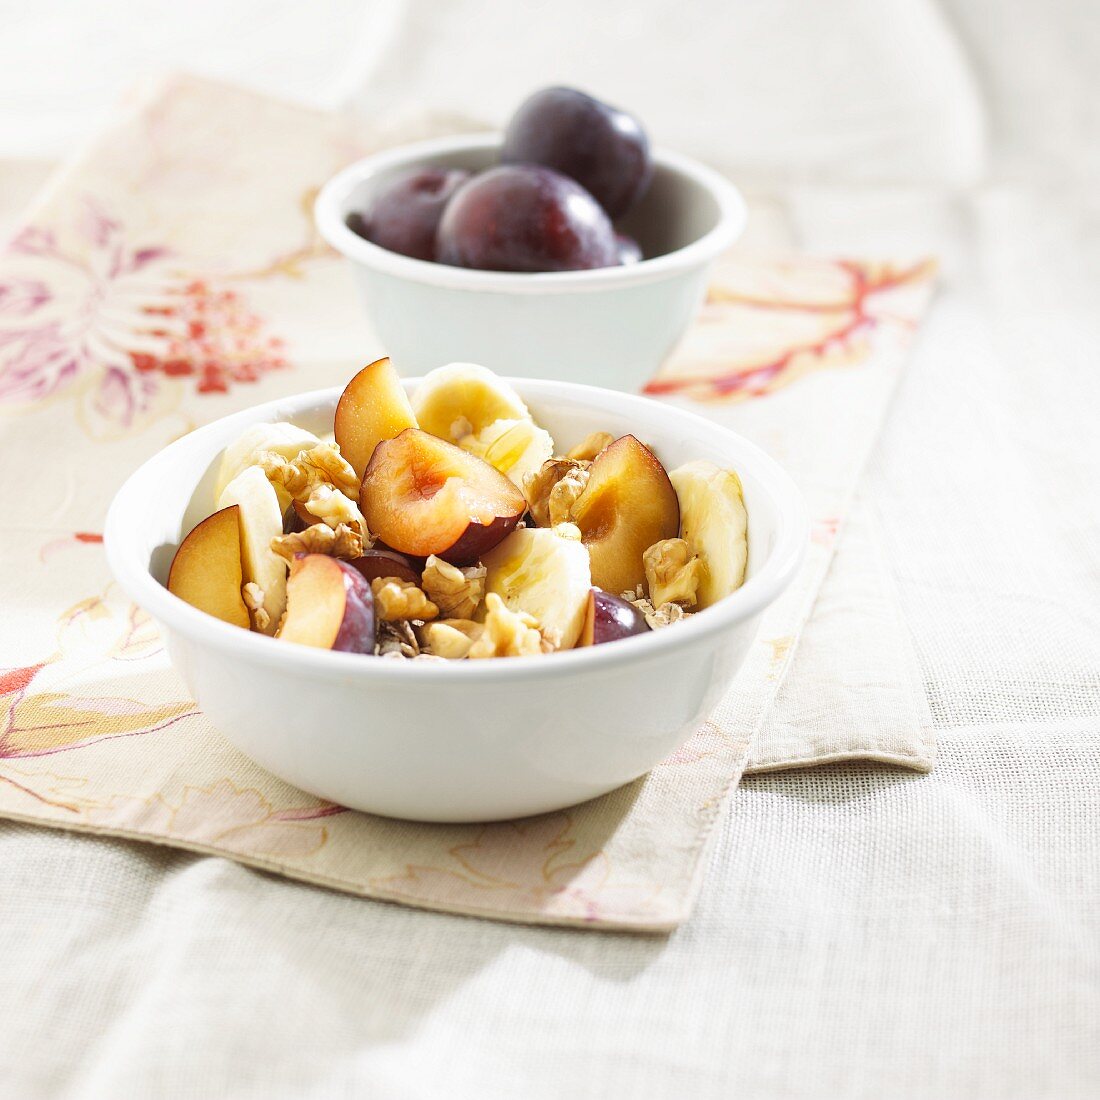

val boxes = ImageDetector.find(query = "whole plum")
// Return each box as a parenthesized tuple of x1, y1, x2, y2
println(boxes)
(435, 164, 620, 273)
(501, 86, 652, 220)
(346, 167, 470, 261)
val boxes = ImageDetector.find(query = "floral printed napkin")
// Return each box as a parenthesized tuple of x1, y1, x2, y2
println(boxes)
(0, 75, 935, 930)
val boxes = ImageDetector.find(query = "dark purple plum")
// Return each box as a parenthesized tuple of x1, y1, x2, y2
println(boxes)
(346, 167, 470, 261)
(501, 86, 652, 220)
(616, 233, 643, 265)
(435, 164, 620, 273)
(578, 589, 651, 646)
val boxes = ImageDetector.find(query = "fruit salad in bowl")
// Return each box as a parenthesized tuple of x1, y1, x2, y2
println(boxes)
(105, 365, 805, 821)
(169, 359, 751, 661)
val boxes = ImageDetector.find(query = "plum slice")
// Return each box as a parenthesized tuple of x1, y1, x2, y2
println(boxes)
(167, 505, 251, 629)
(360, 428, 525, 565)
(570, 435, 680, 595)
(334, 357, 419, 481)
(277, 554, 376, 654)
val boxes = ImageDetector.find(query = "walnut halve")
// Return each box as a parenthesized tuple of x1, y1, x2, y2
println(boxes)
(421, 555, 486, 619)
(523, 459, 590, 527)
(643, 537, 702, 608)
(467, 593, 544, 658)
(371, 578, 439, 622)
(270, 523, 363, 563)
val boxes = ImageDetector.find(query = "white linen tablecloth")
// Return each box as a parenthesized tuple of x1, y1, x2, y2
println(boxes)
(1, 0, 1098, 1095)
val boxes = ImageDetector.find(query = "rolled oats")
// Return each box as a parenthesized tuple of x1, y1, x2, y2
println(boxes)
(242, 581, 271, 633)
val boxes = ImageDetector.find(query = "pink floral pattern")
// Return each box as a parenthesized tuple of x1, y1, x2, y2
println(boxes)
(0, 591, 195, 812)
(0, 199, 287, 435)
(647, 257, 936, 402)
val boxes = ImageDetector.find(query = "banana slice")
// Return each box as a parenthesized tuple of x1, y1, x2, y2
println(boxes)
(411, 363, 531, 441)
(459, 418, 555, 490)
(215, 422, 321, 503)
(217, 465, 287, 633)
(480, 526, 591, 649)
(669, 461, 749, 609)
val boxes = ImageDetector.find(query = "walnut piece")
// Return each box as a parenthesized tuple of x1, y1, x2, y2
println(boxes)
(259, 442, 359, 501)
(270, 523, 362, 563)
(643, 537, 702, 608)
(302, 483, 367, 536)
(523, 459, 590, 527)
(566, 431, 615, 462)
(421, 555, 486, 619)
(420, 618, 484, 659)
(371, 578, 439, 622)
(467, 593, 544, 658)
(549, 465, 591, 527)
(242, 582, 271, 633)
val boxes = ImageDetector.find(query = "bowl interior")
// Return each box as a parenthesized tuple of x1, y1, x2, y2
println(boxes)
(146, 382, 784, 616)
(342, 140, 725, 262)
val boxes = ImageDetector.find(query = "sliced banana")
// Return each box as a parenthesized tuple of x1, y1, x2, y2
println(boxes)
(480, 527, 591, 650)
(669, 460, 749, 610)
(411, 363, 531, 441)
(459, 418, 555, 490)
(217, 465, 287, 633)
(215, 422, 321, 503)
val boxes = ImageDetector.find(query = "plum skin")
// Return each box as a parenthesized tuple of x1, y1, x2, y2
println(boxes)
(501, 86, 652, 221)
(346, 167, 470, 261)
(581, 589, 651, 646)
(346, 548, 421, 587)
(330, 562, 377, 653)
(435, 164, 620, 273)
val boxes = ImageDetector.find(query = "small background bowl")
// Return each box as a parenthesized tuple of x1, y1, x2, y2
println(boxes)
(105, 380, 805, 823)
(315, 135, 746, 391)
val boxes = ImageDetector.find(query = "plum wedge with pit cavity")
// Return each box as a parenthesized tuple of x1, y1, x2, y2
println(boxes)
(359, 428, 525, 565)
(569, 435, 680, 595)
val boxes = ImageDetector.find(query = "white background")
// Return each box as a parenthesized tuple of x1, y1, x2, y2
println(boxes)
(1, 1, 1098, 1096)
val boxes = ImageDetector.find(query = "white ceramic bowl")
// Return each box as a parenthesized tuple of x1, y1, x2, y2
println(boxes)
(105, 380, 806, 823)
(315, 135, 746, 391)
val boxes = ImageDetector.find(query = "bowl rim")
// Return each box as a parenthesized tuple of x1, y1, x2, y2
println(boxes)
(314, 133, 747, 294)
(105, 378, 808, 683)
